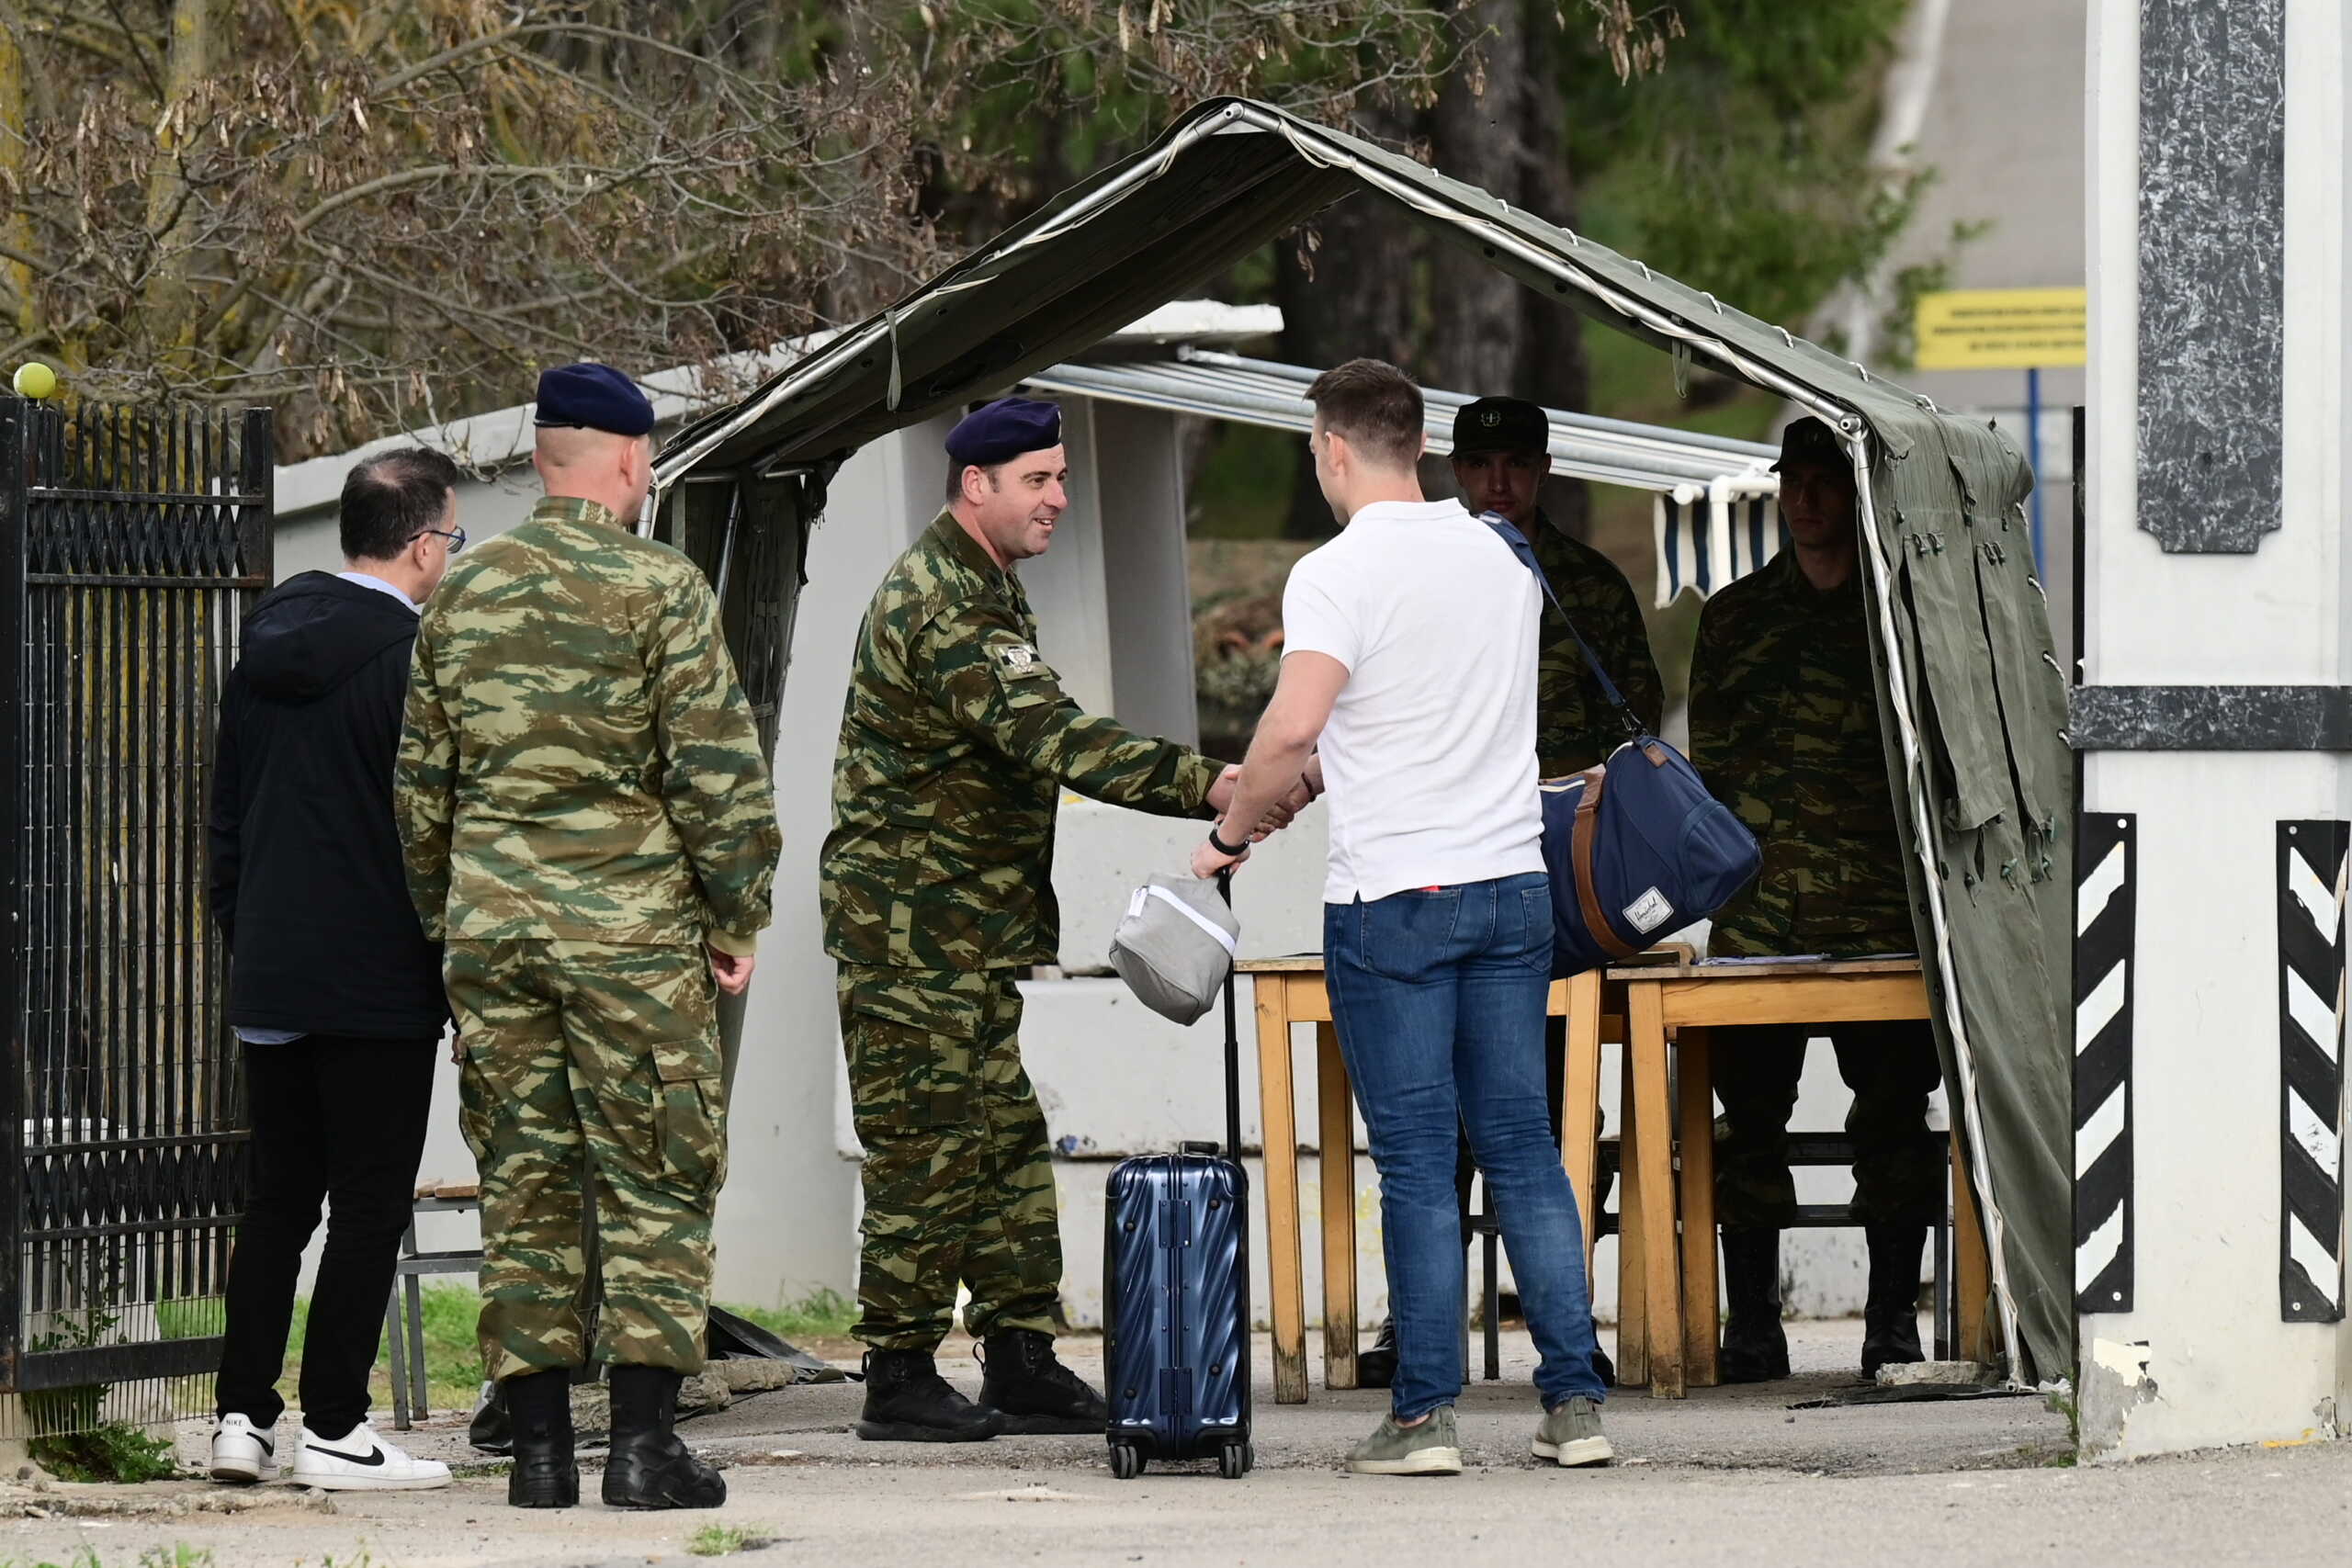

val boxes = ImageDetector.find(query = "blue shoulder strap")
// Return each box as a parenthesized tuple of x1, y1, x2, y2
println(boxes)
(1481, 512, 1644, 741)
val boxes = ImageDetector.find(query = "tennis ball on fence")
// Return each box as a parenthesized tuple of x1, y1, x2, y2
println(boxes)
(14, 361, 57, 400)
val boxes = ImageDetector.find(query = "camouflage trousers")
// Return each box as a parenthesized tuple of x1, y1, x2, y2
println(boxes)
(1712, 1021, 1943, 1232)
(448, 940, 726, 1382)
(837, 964, 1061, 1351)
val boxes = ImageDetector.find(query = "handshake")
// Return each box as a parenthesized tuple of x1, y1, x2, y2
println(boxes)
(1190, 757, 1323, 880)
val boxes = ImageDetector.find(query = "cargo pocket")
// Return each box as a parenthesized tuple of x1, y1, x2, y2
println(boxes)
(841, 972, 984, 1134)
(651, 1036, 727, 1191)
(456, 1044, 501, 1165)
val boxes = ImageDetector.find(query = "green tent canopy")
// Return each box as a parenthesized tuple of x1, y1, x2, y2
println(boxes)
(656, 96, 2075, 1384)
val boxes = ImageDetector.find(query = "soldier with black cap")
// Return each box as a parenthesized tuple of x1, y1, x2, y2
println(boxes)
(397, 363, 781, 1509)
(1354, 395, 1664, 1391)
(820, 396, 1283, 1443)
(1686, 414, 1939, 1382)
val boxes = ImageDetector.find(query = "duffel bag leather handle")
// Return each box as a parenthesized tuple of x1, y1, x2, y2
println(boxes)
(1570, 768, 1641, 961)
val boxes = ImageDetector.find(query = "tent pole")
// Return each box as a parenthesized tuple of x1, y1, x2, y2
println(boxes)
(1848, 434, 2029, 1383)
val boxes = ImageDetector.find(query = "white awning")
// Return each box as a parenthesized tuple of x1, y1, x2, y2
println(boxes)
(1019, 349, 1784, 604)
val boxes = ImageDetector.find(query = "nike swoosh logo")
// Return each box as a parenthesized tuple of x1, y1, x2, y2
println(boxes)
(304, 1443, 385, 1466)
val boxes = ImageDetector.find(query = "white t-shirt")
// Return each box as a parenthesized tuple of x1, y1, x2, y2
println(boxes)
(1280, 498, 1544, 904)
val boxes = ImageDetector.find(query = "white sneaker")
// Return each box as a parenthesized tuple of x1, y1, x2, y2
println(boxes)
(290, 1422, 452, 1491)
(209, 1414, 278, 1483)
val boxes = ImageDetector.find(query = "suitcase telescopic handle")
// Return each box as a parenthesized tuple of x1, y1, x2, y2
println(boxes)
(1217, 868, 1241, 1163)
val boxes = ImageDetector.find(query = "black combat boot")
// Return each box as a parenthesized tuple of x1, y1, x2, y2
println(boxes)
(1860, 1224, 1928, 1380)
(978, 1328, 1110, 1434)
(1718, 1228, 1791, 1383)
(601, 1364, 725, 1510)
(503, 1368, 577, 1509)
(856, 1348, 1005, 1442)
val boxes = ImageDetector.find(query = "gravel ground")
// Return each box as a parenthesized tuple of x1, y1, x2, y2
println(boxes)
(4, 1321, 2343, 1568)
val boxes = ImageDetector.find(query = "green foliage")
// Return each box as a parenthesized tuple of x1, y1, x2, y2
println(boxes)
(1567, 0, 1924, 328)
(28, 1420, 178, 1484)
(137, 1548, 216, 1568)
(688, 1525, 779, 1558)
(0, 1549, 106, 1568)
(19, 1253, 179, 1480)
(721, 1289, 860, 1342)
(155, 1299, 222, 1342)
(1876, 219, 1996, 369)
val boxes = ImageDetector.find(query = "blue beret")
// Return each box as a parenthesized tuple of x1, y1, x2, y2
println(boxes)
(533, 363, 656, 437)
(946, 398, 1062, 468)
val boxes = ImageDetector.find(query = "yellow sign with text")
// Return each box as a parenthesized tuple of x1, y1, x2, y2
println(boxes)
(1913, 287, 2087, 370)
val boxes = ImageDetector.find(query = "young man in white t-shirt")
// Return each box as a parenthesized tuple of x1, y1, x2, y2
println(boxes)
(1193, 359, 1611, 1475)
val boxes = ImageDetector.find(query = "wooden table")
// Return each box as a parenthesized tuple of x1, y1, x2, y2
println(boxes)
(1242, 958, 1633, 1404)
(1606, 956, 1993, 1399)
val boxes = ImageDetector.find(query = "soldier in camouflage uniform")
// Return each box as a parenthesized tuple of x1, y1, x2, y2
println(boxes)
(821, 398, 1255, 1442)
(1687, 414, 1937, 1382)
(1355, 394, 1664, 1392)
(397, 364, 779, 1509)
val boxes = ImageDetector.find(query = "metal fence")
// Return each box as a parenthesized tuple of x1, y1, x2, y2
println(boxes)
(0, 399, 272, 1437)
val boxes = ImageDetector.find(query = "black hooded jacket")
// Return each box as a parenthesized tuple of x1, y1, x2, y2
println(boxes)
(209, 572, 447, 1037)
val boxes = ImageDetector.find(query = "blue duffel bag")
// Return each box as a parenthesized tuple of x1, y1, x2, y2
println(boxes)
(1485, 514, 1761, 977)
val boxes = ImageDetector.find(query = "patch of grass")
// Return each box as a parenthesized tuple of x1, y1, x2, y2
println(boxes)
(28, 1419, 177, 1484)
(276, 1285, 483, 1413)
(719, 1289, 858, 1344)
(138, 1548, 216, 1568)
(0, 1548, 105, 1568)
(156, 1299, 222, 1342)
(687, 1524, 778, 1558)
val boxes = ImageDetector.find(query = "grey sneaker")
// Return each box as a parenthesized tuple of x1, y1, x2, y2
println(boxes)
(1532, 1396, 1613, 1468)
(1345, 1406, 1462, 1476)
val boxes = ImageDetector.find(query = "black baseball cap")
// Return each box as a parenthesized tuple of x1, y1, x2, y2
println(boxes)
(1451, 396, 1550, 457)
(1770, 415, 1846, 473)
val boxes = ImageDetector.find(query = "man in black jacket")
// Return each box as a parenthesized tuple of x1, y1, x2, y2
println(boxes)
(206, 448, 465, 1491)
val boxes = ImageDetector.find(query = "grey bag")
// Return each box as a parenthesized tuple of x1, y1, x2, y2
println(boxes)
(1108, 873, 1239, 1025)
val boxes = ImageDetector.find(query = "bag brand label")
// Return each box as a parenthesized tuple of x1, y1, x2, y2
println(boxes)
(1623, 887, 1674, 934)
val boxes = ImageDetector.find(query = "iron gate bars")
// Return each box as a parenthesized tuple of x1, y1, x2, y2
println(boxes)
(0, 399, 271, 1435)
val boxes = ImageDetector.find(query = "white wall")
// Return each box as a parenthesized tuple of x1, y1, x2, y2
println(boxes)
(2081, 0, 2350, 1460)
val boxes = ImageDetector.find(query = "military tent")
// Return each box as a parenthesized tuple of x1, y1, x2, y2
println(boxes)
(650, 96, 2075, 1384)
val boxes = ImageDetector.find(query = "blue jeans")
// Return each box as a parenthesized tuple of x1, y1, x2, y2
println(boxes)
(1326, 873, 1605, 1420)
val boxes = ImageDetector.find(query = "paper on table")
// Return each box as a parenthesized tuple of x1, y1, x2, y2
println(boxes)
(1699, 953, 1916, 965)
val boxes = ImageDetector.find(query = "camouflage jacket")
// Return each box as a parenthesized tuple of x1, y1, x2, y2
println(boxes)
(1527, 513, 1664, 775)
(1687, 549, 1910, 958)
(396, 497, 780, 953)
(820, 511, 1222, 971)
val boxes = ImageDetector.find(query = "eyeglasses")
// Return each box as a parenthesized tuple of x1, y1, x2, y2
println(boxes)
(411, 526, 467, 554)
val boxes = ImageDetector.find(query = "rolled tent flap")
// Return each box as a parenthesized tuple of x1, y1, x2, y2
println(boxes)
(656, 97, 2078, 1383)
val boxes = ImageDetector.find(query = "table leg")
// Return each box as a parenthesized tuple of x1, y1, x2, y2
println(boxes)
(1559, 974, 1603, 1280)
(1255, 978, 1308, 1404)
(1953, 1126, 1994, 1364)
(384, 1288, 411, 1431)
(1628, 981, 1685, 1398)
(1616, 1046, 1648, 1388)
(1317, 1021, 1359, 1392)
(1677, 1027, 1720, 1388)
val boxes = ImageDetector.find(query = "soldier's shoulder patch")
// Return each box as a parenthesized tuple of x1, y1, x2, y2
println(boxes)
(995, 641, 1046, 678)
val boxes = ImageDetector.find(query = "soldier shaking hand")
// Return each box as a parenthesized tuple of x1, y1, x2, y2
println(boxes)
(820, 398, 1287, 1444)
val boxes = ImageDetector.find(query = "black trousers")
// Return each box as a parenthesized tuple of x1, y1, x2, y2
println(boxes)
(1712, 1020, 1943, 1233)
(214, 1033, 438, 1440)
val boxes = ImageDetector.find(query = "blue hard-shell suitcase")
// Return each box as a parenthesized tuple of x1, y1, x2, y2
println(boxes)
(1102, 875, 1253, 1480)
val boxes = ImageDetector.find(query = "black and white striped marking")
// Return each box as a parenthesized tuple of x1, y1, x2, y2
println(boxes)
(2075, 813, 2136, 1313)
(2277, 820, 2346, 1323)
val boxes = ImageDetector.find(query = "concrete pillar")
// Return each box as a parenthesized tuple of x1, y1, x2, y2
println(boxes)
(2076, 0, 2348, 1458)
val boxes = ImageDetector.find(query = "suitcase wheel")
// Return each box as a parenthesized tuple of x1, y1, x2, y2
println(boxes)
(1109, 1441, 1145, 1480)
(1217, 1441, 1247, 1480)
